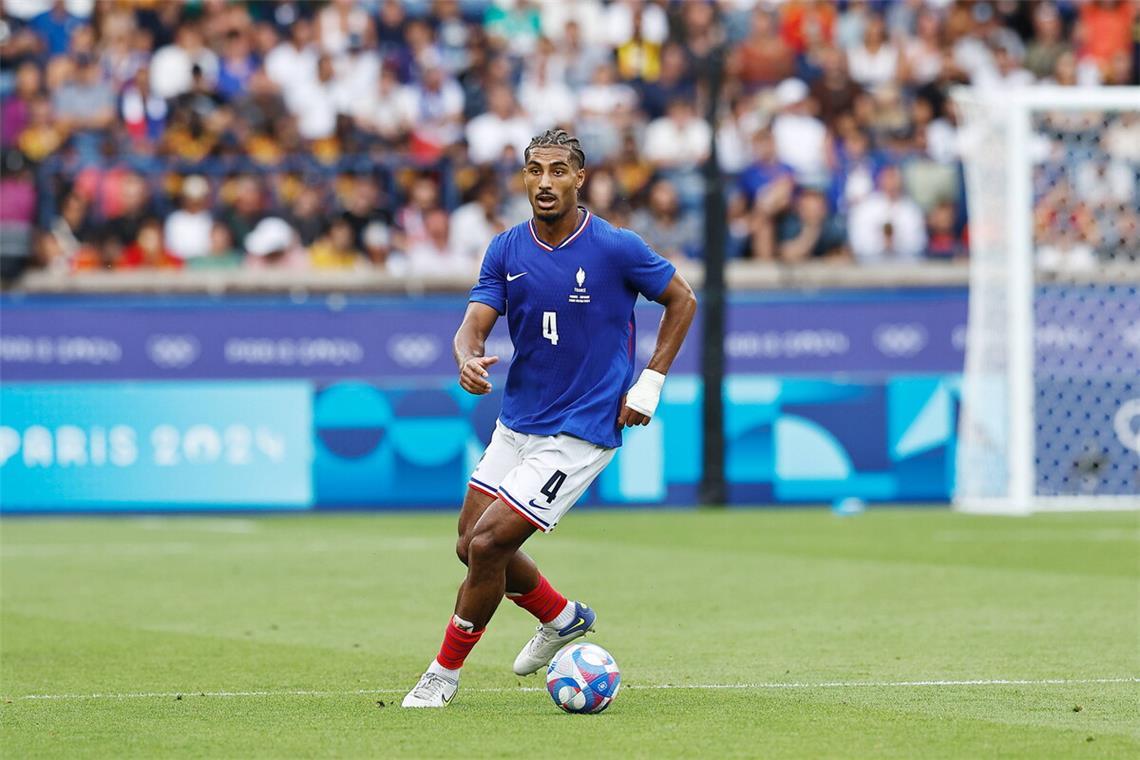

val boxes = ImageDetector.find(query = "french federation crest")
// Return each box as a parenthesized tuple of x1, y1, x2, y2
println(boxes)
(569, 267, 590, 304)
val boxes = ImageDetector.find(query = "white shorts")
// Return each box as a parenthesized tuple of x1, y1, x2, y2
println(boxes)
(468, 420, 616, 533)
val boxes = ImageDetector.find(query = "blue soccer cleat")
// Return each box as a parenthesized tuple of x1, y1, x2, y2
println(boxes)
(512, 601, 597, 676)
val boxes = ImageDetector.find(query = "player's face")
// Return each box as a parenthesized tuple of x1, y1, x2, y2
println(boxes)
(523, 147, 585, 223)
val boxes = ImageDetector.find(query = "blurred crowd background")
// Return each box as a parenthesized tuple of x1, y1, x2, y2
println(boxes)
(0, 0, 1137, 282)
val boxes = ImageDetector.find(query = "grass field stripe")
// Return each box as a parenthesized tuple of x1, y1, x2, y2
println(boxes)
(13, 677, 1138, 700)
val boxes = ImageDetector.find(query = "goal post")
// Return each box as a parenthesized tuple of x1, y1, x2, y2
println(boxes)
(953, 86, 1140, 514)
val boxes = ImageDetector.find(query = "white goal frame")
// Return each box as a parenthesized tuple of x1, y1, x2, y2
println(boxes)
(953, 86, 1140, 515)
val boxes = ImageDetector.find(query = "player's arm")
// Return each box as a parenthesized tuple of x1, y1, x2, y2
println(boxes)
(454, 302, 501, 395)
(620, 271, 697, 427)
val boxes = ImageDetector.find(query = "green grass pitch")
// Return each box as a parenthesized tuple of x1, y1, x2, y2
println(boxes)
(2, 508, 1138, 758)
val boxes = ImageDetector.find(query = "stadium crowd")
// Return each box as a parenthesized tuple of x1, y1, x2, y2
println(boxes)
(0, 0, 1137, 281)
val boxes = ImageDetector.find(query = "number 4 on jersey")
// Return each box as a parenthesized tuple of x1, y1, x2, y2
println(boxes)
(542, 311, 559, 345)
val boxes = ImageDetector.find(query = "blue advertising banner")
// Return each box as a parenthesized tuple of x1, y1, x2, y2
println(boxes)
(0, 382, 312, 510)
(724, 295, 965, 374)
(311, 375, 961, 509)
(0, 373, 958, 512)
(0, 291, 968, 381)
(0, 290, 977, 511)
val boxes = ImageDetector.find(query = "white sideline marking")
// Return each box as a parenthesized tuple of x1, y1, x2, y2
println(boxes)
(11, 677, 1138, 701)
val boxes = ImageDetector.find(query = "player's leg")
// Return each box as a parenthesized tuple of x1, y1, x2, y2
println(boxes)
(498, 433, 616, 676)
(463, 426, 577, 620)
(456, 485, 541, 594)
(403, 500, 534, 708)
(458, 485, 576, 625)
(455, 500, 536, 627)
(403, 423, 557, 708)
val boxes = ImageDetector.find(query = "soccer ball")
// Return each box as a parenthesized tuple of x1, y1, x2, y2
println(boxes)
(545, 642, 621, 714)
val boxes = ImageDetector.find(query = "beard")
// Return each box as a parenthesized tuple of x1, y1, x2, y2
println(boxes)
(532, 194, 570, 223)
(534, 209, 564, 223)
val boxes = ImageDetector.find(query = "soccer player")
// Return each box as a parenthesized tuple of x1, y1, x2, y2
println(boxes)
(402, 129, 697, 708)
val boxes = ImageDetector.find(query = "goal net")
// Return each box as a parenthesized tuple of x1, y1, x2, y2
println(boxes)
(954, 87, 1140, 513)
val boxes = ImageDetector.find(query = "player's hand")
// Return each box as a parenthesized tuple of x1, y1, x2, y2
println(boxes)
(619, 369, 664, 427)
(618, 394, 651, 428)
(459, 356, 499, 395)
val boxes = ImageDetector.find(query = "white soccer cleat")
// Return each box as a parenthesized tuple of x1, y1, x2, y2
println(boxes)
(513, 601, 597, 676)
(401, 671, 459, 708)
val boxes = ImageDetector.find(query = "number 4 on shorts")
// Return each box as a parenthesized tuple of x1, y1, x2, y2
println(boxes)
(540, 470, 567, 503)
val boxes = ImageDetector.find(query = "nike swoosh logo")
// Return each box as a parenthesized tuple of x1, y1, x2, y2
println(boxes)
(562, 616, 587, 634)
(506, 272, 528, 282)
(528, 499, 550, 510)
(442, 690, 454, 704)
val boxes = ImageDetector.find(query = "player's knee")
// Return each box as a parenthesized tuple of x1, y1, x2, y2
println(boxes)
(466, 530, 509, 567)
(455, 534, 471, 566)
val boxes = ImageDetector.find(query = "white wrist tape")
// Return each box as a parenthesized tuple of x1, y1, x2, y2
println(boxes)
(625, 369, 666, 417)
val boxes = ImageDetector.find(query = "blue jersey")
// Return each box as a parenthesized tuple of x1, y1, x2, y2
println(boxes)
(469, 208, 676, 449)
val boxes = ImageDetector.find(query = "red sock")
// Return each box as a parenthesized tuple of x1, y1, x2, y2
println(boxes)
(508, 574, 568, 624)
(435, 617, 484, 670)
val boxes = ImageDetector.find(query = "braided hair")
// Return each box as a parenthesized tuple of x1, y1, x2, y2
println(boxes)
(523, 129, 586, 170)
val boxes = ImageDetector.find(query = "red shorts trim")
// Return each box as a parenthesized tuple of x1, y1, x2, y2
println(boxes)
(497, 488, 549, 531)
(467, 481, 498, 499)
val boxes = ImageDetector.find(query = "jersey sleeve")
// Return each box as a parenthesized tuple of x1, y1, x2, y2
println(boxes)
(619, 229, 676, 301)
(468, 234, 507, 314)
